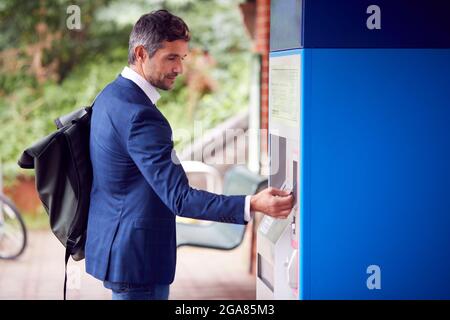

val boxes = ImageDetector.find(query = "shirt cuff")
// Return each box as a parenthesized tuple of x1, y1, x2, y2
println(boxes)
(244, 195, 254, 222)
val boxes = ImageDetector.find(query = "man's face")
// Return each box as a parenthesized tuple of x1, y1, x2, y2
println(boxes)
(142, 40, 189, 91)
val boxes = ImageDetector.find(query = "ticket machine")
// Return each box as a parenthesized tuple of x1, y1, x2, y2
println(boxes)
(257, 0, 450, 299)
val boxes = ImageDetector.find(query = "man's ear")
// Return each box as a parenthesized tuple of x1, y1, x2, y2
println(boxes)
(134, 45, 148, 63)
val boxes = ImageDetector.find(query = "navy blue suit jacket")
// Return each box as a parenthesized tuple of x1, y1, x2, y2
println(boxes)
(85, 75, 246, 285)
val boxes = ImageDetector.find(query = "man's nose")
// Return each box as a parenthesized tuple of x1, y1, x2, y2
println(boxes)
(173, 60, 183, 75)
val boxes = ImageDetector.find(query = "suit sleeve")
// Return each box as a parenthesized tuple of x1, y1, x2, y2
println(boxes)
(126, 107, 246, 224)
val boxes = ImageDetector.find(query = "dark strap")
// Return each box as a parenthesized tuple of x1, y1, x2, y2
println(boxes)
(54, 99, 94, 129)
(63, 239, 75, 300)
(54, 107, 90, 129)
(63, 247, 70, 300)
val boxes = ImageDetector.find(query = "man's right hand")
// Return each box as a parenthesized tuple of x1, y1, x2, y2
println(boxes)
(250, 187, 294, 219)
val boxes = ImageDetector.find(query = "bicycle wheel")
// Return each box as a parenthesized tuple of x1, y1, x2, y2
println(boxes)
(0, 193, 27, 259)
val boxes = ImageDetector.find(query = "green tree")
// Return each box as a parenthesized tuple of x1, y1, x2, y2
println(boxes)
(0, 0, 251, 182)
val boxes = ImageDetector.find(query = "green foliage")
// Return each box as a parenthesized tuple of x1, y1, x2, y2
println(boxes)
(159, 51, 250, 148)
(0, 0, 251, 182)
(22, 207, 49, 230)
(151, 0, 252, 148)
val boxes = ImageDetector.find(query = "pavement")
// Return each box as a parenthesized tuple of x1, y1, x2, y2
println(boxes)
(0, 227, 255, 300)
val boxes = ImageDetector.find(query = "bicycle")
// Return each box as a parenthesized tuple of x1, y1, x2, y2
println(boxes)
(0, 162, 27, 260)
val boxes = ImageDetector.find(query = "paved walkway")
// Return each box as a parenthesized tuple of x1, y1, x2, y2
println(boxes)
(0, 228, 255, 300)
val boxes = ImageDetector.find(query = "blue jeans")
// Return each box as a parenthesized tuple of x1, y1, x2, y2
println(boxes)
(104, 281, 170, 300)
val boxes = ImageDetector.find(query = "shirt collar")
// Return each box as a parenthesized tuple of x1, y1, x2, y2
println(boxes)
(120, 66, 161, 105)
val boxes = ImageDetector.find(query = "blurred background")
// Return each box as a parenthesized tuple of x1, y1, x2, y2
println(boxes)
(0, 0, 253, 212)
(0, 0, 272, 299)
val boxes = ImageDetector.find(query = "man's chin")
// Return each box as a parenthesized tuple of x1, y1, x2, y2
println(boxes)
(149, 80, 171, 91)
(166, 80, 176, 90)
(154, 82, 173, 91)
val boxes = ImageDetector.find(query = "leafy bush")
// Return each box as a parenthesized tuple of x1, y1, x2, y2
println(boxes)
(0, 0, 251, 183)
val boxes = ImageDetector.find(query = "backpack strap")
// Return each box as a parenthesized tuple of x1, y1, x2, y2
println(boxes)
(54, 108, 90, 129)
(54, 94, 97, 129)
(63, 238, 76, 300)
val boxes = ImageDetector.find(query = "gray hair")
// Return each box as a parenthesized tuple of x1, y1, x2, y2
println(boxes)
(128, 10, 190, 64)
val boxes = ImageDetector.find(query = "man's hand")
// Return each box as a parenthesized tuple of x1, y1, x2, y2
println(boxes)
(250, 187, 294, 219)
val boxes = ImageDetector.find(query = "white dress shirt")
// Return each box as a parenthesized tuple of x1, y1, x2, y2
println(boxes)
(120, 67, 253, 222)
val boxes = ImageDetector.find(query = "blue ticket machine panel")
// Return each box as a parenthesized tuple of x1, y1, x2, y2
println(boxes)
(257, 0, 450, 299)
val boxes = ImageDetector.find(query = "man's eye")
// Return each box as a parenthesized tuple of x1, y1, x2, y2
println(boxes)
(168, 57, 176, 61)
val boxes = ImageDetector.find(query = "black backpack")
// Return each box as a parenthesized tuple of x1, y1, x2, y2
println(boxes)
(18, 105, 93, 299)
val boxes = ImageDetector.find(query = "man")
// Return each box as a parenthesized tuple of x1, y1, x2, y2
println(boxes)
(85, 10, 293, 300)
